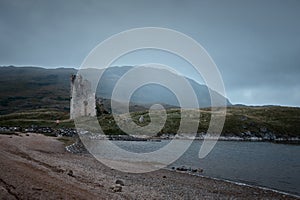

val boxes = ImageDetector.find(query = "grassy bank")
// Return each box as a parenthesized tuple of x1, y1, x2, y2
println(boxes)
(98, 106, 300, 137)
(0, 106, 299, 138)
(0, 109, 74, 128)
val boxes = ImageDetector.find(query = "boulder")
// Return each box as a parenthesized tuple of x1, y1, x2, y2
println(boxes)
(115, 179, 124, 186)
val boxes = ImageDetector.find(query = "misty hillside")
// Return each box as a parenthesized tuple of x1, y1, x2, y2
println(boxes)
(0, 66, 231, 114)
(95, 66, 231, 108)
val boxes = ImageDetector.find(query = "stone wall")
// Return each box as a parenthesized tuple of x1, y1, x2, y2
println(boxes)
(70, 74, 96, 119)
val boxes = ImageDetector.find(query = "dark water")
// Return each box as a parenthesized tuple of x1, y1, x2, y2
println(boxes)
(113, 140, 300, 195)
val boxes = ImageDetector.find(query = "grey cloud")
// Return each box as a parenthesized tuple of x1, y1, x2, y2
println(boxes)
(0, 0, 299, 106)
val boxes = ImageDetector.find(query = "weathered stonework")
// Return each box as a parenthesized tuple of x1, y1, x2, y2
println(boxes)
(70, 74, 96, 119)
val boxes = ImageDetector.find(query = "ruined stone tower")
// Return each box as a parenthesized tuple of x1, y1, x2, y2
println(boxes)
(70, 74, 96, 119)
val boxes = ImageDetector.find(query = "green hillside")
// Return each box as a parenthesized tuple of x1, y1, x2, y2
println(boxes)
(98, 106, 300, 137)
(1, 106, 299, 138)
(0, 66, 76, 114)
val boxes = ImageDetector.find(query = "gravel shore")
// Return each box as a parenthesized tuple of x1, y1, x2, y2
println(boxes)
(0, 133, 298, 200)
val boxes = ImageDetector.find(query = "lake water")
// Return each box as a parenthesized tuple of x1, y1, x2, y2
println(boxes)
(112, 140, 300, 196)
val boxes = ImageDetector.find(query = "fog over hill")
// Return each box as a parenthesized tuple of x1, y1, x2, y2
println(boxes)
(82, 66, 231, 108)
(0, 66, 231, 114)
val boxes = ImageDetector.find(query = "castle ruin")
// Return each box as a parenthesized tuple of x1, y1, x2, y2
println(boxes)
(70, 74, 96, 119)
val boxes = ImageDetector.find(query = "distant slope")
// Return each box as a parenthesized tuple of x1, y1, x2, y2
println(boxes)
(0, 66, 231, 114)
(0, 66, 76, 114)
(91, 66, 231, 107)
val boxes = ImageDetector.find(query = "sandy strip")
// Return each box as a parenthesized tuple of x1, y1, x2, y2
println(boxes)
(0, 133, 298, 200)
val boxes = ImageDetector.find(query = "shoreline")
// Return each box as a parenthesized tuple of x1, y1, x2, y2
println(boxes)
(85, 133, 300, 144)
(0, 133, 299, 199)
(66, 137, 300, 198)
(1, 125, 299, 144)
(165, 168, 300, 199)
(66, 142, 300, 198)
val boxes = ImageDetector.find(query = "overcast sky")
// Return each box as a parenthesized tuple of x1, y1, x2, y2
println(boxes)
(0, 0, 299, 107)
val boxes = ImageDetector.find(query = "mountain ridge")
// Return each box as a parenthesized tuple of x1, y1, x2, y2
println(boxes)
(0, 66, 231, 114)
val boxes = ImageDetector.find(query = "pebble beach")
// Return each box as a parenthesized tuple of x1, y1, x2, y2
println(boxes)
(0, 133, 298, 200)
